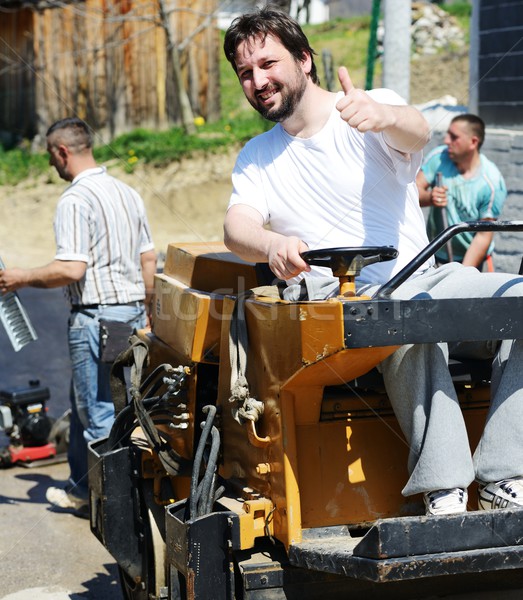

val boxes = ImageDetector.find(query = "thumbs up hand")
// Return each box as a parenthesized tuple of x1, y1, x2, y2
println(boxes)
(336, 66, 394, 133)
(338, 65, 355, 96)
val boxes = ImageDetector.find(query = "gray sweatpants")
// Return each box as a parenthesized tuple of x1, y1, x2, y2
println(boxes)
(361, 263, 523, 497)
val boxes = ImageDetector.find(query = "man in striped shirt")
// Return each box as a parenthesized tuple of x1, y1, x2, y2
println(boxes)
(0, 117, 156, 516)
(417, 114, 507, 268)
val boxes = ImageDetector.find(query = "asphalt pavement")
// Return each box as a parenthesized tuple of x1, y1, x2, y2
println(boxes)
(0, 288, 122, 599)
(0, 461, 122, 599)
(0, 287, 71, 421)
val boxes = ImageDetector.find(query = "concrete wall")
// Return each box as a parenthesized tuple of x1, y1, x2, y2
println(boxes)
(425, 129, 523, 274)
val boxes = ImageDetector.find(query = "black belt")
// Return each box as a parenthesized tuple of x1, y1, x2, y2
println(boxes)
(71, 301, 142, 311)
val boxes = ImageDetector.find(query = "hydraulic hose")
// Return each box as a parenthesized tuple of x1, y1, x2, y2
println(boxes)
(189, 405, 217, 520)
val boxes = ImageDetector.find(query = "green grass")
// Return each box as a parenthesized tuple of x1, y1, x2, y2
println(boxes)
(0, 8, 469, 185)
(444, 2, 472, 21)
(304, 15, 379, 90)
(95, 119, 261, 165)
(442, 2, 472, 44)
(0, 113, 273, 184)
(0, 145, 50, 186)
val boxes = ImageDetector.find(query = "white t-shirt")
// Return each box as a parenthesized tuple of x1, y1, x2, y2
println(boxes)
(228, 89, 433, 285)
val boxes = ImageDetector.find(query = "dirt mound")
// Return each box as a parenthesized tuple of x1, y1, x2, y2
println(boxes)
(411, 51, 469, 106)
(0, 148, 238, 269)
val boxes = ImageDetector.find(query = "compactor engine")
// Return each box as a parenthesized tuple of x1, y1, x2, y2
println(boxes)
(0, 380, 68, 467)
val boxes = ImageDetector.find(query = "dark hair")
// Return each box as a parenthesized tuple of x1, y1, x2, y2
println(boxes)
(451, 114, 485, 149)
(223, 6, 319, 84)
(46, 117, 93, 151)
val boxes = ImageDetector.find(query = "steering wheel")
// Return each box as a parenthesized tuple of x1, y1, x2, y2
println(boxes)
(301, 246, 398, 277)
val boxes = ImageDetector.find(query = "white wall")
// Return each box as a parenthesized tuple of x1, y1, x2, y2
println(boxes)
(218, 0, 329, 30)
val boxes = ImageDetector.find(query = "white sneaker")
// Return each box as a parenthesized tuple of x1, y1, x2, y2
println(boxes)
(424, 488, 468, 516)
(46, 486, 89, 518)
(478, 477, 523, 510)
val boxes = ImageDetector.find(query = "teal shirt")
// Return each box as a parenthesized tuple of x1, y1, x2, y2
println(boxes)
(422, 145, 507, 262)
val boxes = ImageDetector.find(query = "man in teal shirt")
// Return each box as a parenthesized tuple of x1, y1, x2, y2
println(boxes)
(417, 114, 507, 268)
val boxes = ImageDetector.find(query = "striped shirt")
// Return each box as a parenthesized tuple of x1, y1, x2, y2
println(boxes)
(53, 166, 154, 306)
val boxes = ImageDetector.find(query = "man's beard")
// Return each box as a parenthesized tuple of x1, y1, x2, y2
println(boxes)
(251, 68, 308, 123)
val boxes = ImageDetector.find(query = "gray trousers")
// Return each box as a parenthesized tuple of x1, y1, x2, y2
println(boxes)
(361, 263, 523, 497)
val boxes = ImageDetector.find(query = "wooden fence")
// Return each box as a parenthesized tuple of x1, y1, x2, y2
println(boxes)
(0, 0, 220, 146)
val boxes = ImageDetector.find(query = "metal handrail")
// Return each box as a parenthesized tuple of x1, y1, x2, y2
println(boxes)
(375, 220, 523, 298)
